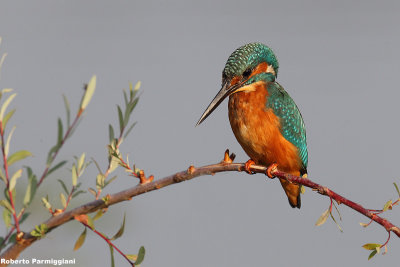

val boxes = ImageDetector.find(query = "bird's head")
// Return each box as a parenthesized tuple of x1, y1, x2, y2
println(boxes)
(197, 42, 279, 125)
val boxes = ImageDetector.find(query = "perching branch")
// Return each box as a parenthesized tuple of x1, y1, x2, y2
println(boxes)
(1, 152, 399, 265)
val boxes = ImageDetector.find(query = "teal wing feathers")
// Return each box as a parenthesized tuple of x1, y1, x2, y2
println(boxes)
(266, 82, 308, 172)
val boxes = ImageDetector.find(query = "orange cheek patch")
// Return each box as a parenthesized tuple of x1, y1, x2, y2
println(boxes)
(230, 76, 241, 87)
(249, 62, 270, 78)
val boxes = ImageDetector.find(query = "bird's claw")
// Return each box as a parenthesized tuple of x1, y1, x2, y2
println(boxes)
(244, 159, 256, 174)
(266, 163, 278, 178)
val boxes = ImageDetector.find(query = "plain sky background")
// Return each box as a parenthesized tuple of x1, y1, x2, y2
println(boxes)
(1, 1, 400, 266)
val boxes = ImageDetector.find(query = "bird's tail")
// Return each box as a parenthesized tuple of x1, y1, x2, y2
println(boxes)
(280, 172, 307, 209)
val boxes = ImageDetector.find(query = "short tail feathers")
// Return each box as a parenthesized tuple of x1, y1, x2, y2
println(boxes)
(280, 171, 308, 209)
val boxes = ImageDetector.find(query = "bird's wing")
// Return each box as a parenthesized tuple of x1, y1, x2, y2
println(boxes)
(266, 82, 308, 171)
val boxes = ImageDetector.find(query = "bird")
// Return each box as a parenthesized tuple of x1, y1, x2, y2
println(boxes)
(196, 42, 308, 208)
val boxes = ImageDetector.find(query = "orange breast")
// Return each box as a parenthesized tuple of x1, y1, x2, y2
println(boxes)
(228, 81, 302, 175)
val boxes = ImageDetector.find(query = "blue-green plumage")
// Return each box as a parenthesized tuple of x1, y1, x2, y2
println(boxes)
(266, 82, 308, 174)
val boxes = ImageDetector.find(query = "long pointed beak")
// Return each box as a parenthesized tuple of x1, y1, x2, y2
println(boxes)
(196, 80, 241, 126)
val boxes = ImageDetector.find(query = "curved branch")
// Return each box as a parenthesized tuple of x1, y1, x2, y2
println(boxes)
(1, 160, 399, 265)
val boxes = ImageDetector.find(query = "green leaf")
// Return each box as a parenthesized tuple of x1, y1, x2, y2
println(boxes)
(2, 109, 15, 130)
(109, 245, 115, 267)
(23, 173, 37, 206)
(78, 153, 85, 173)
(0, 168, 6, 184)
(96, 174, 105, 190)
(3, 208, 11, 227)
(92, 209, 104, 221)
(4, 126, 16, 157)
(60, 193, 67, 208)
(88, 187, 97, 197)
(111, 213, 126, 240)
(72, 190, 86, 199)
(362, 243, 381, 250)
(41, 197, 52, 210)
(57, 179, 69, 195)
(73, 228, 87, 251)
(48, 160, 67, 176)
(383, 200, 392, 211)
(62, 94, 71, 127)
(104, 175, 118, 187)
(7, 150, 32, 166)
(393, 182, 400, 198)
(0, 199, 13, 213)
(368, 249, 378, 260)
(19, 212, 30, 224)
(57, 118, 63, 145)
(123, 89, 129, 107)
(0, 93, 16, 121)
(123, 122, 137, 139)
(71, 164, 78, 187)
(117, 105, 124, 132)
(329, 212, 343, 232)
(108, 124, 115, 144)
(86, 215, 95, 229)
(9, 169, 22, 192)
(134, 246, 145, 265)
(80, 75, 96, 111)
(30, 223, 48, 238)
(315, 208, 330, 226)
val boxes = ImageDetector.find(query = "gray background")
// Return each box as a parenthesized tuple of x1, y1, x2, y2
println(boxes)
(1, 0, 400, 266)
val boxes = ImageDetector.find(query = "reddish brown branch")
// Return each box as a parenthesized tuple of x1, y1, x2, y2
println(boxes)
(1, 161, 399, 265)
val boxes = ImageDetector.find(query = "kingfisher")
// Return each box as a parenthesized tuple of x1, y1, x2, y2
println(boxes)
(197, 43, 308, 208)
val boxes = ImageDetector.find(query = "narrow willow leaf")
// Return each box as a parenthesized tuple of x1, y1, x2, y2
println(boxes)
(46, 144, 59, 165)
(123, 122, 137, 139)
(73, 228, 87, 251)
(57, 118, 63, 145)
(383, 200, 392, 211)
(134, 81, 141, 91)
(0, 168, 6, 184)
(123, 89, 129, 107)
(108, 124, 115, 143)
(56, 179, 69, 196)
(41, 197, 52, 210)
(393, 182, 400, 198)
(126, 254, 137, 261)
(92, 209, 104, 221)
(62, 94, 71, 127)
(329, 212, 343, 232)
(359, 222, 369, 228)
(4, 126, 16, 157)
(3, 209, 11, 227)
(19, 212, 30, 224)
(0, 199, 13, 213)
(23, 173, 37, 206)
(362, 243, 381, 250)
(48, 160, 67, 176)
(104, 175, 118, 187)
(0, 52, 7, 79)
(72, 190, 86, 199)
(332, 201, 342, 221)
(88, 187, 97, 197)
(315, 208, 330, 226)
(86, 215, 95, 229)
(80, 75, 96, 110)
(2, 109, 15, 130)
(368, 249, 377, 260)
(71, 164, 78, 186)
(96, 174, 105, 190)
(117, 105, 124, 132)
(78, 153, 85, 173)
(9, 169, 22, 192)
(111, 213, 126, 240)
(134, 246, 145, 265)
(7, 150, 32, 166)
(60, 193, 67, 208)
(0, 93, 16, 121)
(109, 245, 115, 267)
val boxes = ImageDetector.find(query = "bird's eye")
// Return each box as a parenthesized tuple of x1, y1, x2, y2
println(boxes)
(242, 68, 252, 79)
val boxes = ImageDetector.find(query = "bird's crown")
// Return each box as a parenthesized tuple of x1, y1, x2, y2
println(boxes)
(223, 42, 279, 79)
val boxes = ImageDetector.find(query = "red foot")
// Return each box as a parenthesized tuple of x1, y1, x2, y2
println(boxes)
(244, 159, 256, 174)
(266, 163, 278, 178)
